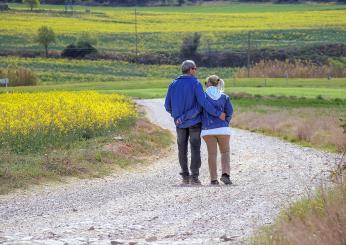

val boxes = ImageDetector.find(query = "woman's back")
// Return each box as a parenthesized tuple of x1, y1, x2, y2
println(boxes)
(201, 87, 233, 131)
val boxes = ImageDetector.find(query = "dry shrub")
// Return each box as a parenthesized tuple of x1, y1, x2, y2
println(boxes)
(233, 109, 294, 134)
(256, 183, 346, 245)
(135, 119, 158, 134)
(0, 67, 38, 86)
(296, 123, 314, 142)
(233, 107, 346, 151)
(331, 129, 346, 153)
(103, 142, 134, 156)
(235, 59, 346, 78)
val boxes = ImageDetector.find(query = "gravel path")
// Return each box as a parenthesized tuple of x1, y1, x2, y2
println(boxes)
(0, 99, 338, 245)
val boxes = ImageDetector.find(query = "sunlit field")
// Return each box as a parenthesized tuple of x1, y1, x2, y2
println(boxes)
(0, 92, 136, 152)
(1, 3, 345, 52)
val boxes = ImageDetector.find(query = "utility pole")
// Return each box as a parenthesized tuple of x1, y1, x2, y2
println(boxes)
(247, 31, 251, 78)
(134, 8, 138, 59)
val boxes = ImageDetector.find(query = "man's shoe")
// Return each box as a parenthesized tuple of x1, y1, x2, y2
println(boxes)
(190, 177, 201, 185)
(220, 173, 232, 185)
(210, 180, 219, 185)
(182, 176, 190, 185)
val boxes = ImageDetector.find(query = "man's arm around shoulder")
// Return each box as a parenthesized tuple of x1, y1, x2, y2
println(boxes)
(195, 82, 225, 120)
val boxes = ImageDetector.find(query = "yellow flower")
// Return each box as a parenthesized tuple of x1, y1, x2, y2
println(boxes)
(0, 91, 137, 137)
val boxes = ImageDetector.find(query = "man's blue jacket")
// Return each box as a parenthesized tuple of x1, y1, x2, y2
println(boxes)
(175, 92, 233, 130)
(164, 74, 221, 128)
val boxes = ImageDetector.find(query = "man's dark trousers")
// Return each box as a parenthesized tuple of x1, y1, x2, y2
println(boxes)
(176, 123, 202, 178)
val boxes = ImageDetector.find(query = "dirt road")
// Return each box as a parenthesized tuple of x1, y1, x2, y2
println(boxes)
(0, 99, 336, 244)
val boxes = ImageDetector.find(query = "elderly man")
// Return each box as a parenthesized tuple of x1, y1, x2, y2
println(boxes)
(165, 60, 226, 185)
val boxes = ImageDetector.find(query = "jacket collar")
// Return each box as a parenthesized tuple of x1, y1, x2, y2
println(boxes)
(177, 74, 195, 79)
(206, 86, 222, 100)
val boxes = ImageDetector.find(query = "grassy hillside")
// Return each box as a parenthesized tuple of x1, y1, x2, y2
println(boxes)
(1, 3, 345, 53)
(1, 57, 345, 100)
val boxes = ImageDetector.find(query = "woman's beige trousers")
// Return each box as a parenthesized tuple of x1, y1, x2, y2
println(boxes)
(202, 135, 230, 181)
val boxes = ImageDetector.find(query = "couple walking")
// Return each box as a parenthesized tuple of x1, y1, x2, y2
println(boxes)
(165, 60, 233, 185)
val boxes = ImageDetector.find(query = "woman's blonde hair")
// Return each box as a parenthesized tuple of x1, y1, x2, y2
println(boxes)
(206, 75, 220, 86)
(206, 75, 224, 92)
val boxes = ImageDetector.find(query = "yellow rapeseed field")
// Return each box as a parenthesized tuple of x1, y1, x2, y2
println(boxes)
(0, 92, 136, 136)
(1, 9, 345, 35)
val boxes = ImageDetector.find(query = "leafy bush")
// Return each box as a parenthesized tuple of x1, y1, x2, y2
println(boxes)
(61, 42, 97, 58)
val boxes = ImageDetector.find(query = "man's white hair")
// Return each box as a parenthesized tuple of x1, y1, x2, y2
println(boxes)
(181, 60, 196, 74)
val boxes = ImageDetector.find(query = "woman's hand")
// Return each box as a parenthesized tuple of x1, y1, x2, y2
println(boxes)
(219, 112, 226, 121)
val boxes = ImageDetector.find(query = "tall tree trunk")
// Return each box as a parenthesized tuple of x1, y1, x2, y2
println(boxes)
(45, 45, 48, 58)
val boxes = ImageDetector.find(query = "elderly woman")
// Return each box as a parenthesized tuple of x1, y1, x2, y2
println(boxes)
(176, 75, 233, 185)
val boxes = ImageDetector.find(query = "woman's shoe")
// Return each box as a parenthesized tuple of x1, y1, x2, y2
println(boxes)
(210, 180, 219, 185)
(220, 173, 232, 185)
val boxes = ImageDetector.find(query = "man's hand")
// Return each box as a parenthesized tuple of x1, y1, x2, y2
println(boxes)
(219, 112, 226, 121)
(175, 118, 182, 126)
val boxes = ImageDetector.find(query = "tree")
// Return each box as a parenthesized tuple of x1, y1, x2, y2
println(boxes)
(23, 0, 40, 11)
(35, 26, 56, 57)
(179, 32, 201, 61)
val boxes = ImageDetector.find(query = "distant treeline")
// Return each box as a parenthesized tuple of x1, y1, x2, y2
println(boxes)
(2, 0, 345, 6)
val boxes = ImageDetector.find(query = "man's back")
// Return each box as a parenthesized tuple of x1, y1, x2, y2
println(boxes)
(165, 75, 202, 128)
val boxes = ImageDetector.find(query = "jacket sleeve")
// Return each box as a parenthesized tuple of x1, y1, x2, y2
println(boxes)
(195, 82, 221, 117)
(225, 96, 233, 124)
(164, 85, 172, 116)
(176, 103, 202, 125)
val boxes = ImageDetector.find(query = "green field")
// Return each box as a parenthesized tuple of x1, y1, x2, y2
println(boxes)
(1, 3, 345, 53)
(2, 82, 345, 101)
(1, 57, 345, 102)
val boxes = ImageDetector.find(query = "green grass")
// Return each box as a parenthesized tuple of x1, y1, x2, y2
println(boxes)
(0, 117, 173, 195)
(0, 56, 234, 83)
(2, 85, 345, 102)
(1, 28, 345, 53)
(233, 96, 346, 109)
(226, 87, 346, 100)
(0, 57, 345, 101)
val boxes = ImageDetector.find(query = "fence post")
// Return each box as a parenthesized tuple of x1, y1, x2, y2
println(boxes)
(247, 31, 251, 78)
(207, 41, 210, 67)
(134, 8, 138, 60)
